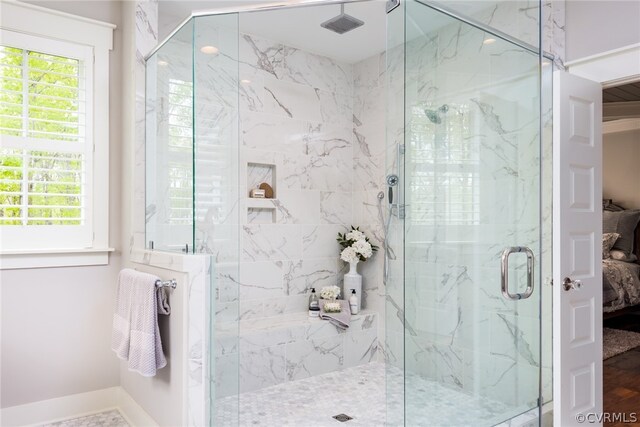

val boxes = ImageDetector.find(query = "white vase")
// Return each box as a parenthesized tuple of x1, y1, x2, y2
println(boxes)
(343, 260, 362, 312)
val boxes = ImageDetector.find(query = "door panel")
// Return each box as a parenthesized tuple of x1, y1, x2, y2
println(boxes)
(553, 70, 603, 426)
(397, 1, 544, 425)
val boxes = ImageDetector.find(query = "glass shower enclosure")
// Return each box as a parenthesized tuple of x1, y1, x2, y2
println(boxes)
(144, 0, 550, 425)
(388, 1, 548, 425)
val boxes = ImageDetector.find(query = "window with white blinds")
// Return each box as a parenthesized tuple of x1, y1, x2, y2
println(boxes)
(0, 29, 95, 250)
(409, 103, 480, 226)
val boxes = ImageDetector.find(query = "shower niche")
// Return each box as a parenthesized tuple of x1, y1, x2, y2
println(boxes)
(245, 160, 277, 224)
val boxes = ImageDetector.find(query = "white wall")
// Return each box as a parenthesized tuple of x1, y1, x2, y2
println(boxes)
(119, 265, 187, 427)
(566, 0, 640, 62)
(603, 129, 640, 209)
(0, 0, 123, 409)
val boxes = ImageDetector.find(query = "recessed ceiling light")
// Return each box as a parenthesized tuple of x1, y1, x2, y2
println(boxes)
(200, 45, 219, 55)
(240, 79, 252, 85)
(483, 37, 496, 45)
(157, 60, 169, 67)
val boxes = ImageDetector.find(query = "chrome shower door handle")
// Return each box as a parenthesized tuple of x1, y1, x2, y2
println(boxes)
(500, 246, 535, 300)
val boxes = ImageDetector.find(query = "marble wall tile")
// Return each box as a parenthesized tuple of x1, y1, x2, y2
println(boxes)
(282, 46, 352, 96)
(282, 258, 338, 295)
(303, 122, 352, 157)
(274, 190, 321, 224)
(319, 191, 352, 225)
(215, 353, 239, 398)
(286, 335, 344, 381)
(241, 224, 303, 262)
(239, 345, 287, 392)
(239, 34, 285, 80)
(344, 333, 378, 368)
(239, 261, 284, 299)
(302, 224, 346, 258)
(262, 77, 322, 122)
(241, 112, 306, 153)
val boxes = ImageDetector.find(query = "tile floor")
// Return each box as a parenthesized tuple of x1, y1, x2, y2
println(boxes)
(214, 362, 525, 426)
(40, 409, 128, 427)
(37, 364, 536, 427)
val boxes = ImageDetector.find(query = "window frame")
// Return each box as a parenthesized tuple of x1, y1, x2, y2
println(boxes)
(0, 1, 114, 269)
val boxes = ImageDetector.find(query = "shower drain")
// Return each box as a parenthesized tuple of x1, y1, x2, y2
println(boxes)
(333, 414, 353, 422)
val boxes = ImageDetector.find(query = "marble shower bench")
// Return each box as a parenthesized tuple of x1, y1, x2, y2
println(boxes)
(215, 309, 379, 397)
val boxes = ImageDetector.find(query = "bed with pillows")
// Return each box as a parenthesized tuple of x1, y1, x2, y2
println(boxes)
(602, 201, 640, 313)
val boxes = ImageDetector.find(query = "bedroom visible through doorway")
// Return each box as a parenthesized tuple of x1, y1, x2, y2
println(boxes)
(600, 80, 640, 425)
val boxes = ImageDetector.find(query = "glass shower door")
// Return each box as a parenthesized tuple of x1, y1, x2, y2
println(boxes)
(398, 1, 542, 425)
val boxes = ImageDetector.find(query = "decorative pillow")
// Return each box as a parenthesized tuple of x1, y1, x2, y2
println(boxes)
(610, 249, 638, 263)
(603, 233, 620, 259)
(603, 210, 640, 257)
(603, 199, 625, 212)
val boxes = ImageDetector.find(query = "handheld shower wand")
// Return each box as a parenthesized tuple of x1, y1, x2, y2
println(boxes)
(380, 174, 400, 285)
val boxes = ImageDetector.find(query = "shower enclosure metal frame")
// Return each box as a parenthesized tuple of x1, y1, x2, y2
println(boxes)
(144, 0, 553, 63)
(144, 0, 551, 425)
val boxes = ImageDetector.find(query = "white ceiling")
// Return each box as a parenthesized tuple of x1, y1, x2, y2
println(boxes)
(159, 1, 388, 64)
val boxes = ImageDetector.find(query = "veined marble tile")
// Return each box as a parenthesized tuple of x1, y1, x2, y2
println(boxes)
(282, 45, 352, 96)
(262, 77, 322, 122)
(285, 335, 343, 381)
(344, 332, 378, 368)
(316, 87, 352, 128)
(273, 190, 321, 224)
(354, 53, 382, 89)
(490, 312, 540, 367)
(302, 121, 352, 157)
(239, 345, 287, 393)
(302, 224, 346, 259)
(215, 300, 239, 324)
(241, 224, 303, 261)
(239, 33, 285, 80)
(239, 298, 264, 320)
(353, 154, 385, 191)
(262, 294, 309, 316)
(319, 191, 352, 225)
(241, 111, 306, 153)
(282, 258, 338, 295)
(239, 67, 266, 113)
(214, 352, 239, 399)
(281, 150, 353, 192)
(239, 261, 284, 299)
(405, 335, 465, 390)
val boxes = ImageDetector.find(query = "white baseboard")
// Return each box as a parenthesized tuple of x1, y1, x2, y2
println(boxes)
(116, 388, 158, 427)
(0, 387, 158, 427)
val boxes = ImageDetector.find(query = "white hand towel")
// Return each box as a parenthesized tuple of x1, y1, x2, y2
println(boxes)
(111, 269, 167, 377)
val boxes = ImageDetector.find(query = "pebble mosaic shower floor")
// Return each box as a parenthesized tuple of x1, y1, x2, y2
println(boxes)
(214, 362, 519, 426)
(37, 364, 531, 427)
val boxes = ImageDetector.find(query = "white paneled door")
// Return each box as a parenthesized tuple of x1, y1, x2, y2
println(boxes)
(553, 70, 603, 426)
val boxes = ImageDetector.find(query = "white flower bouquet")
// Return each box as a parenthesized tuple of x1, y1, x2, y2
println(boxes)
(320, 285, 341, 300)
(337, 226, 379, 263)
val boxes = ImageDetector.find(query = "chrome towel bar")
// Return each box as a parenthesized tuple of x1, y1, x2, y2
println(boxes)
(155, 279, 177, 289)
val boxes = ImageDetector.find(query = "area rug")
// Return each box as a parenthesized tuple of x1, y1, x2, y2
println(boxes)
(603, 327, 640, 360)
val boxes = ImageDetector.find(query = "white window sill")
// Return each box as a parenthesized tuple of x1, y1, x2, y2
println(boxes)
(0, 248, 115, 270)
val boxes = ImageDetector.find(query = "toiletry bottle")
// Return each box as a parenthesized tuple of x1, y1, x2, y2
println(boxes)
(309, 288, 319, 310)
(349, 289, 358, 314)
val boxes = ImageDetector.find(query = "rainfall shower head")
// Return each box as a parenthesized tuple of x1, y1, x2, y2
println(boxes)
(424, 104, 449, 124)
(321, 4, 364, 34)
